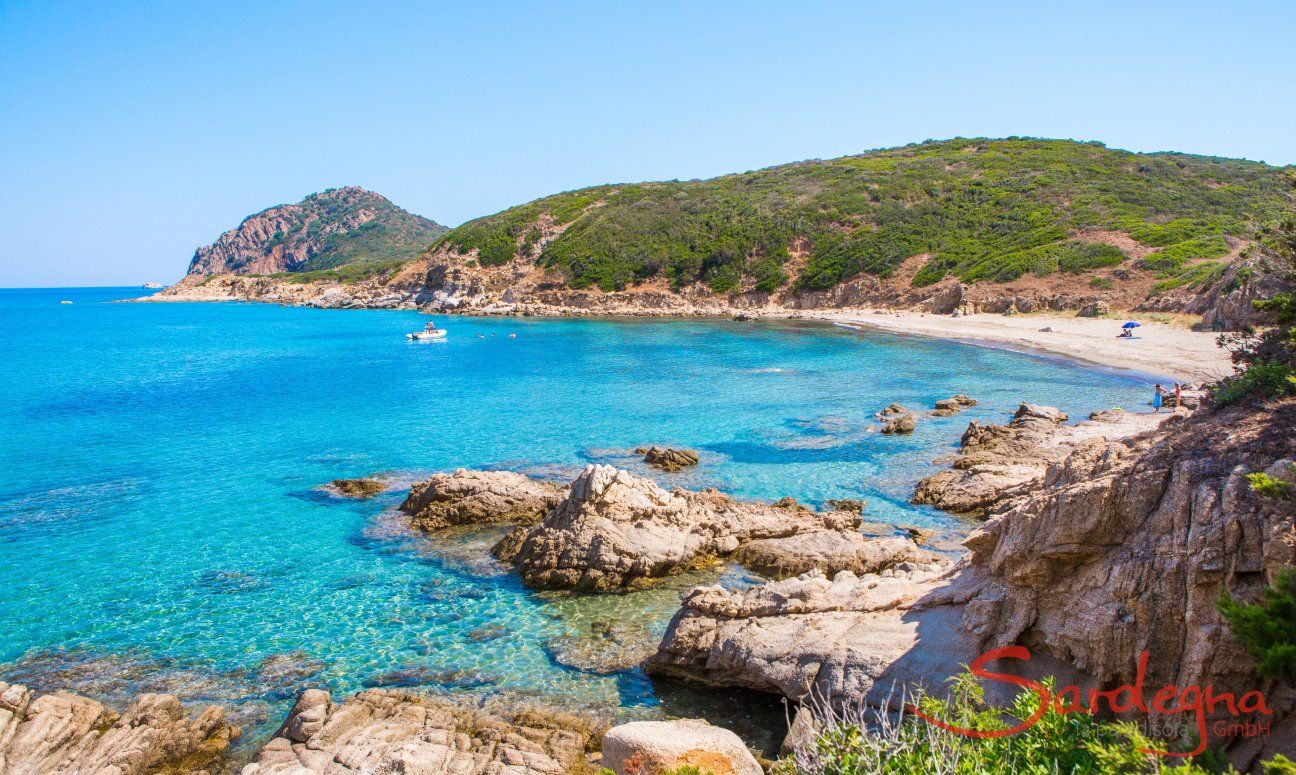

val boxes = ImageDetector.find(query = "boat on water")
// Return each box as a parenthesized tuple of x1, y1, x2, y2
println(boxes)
(59, 300, 73, 305)
(406, 321, 447, 341)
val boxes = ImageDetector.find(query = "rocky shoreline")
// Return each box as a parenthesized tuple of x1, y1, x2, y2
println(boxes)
(8, 395, 1294, 772)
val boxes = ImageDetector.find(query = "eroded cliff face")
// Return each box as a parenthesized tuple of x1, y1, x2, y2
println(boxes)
(958, 398, 1296, 760)
(186, 187, 445, 276)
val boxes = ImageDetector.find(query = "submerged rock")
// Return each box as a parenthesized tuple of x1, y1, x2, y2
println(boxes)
(637, 447, 700, 472)
(602, 719, 762, 775)
(400, 469, 565, 531)
(493, 465, 857, 591)
(0, 682, 236, 775)
(544, 621, 658, 674)
(241, 688, 592, 775)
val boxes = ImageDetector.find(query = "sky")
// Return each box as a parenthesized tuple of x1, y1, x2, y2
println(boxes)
(1, 1, 1293, 287)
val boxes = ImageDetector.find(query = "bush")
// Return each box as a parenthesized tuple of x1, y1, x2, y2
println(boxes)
(1219, 568, 1296, 681)
(1212, 361, 1296, 405)
(784, 671, 1233, 775)
(1245, 469, 1294, 499)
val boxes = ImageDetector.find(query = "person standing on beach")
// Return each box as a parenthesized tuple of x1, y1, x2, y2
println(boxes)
(1173, 383, 1183, 409)
(1152, 384, 1164, 413)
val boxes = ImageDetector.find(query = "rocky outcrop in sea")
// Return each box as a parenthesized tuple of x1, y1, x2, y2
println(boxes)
(0, 682, 235, 774)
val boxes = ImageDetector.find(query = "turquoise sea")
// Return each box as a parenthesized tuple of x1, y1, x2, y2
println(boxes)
(0, 287, 1152, 750)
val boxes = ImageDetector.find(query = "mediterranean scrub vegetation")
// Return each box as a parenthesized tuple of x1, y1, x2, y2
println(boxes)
(1219, 568, 1296, 682)
(782, 671, 1296, 775)
(432, 138, 1294, 293)
(1215, 217, 1296, 404)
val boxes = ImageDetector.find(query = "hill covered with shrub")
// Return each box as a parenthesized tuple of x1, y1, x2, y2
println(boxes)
(432, 138, 1294, 295)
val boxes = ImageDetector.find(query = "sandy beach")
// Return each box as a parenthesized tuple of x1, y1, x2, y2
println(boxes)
(818, 310, 1235, 384)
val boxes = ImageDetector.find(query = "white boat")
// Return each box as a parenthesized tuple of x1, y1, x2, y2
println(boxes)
(59, 300, 73, 305)
(406, 322, 446, 341)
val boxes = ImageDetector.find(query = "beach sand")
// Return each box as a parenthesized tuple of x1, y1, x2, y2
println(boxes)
(817, 311, 1234, 384)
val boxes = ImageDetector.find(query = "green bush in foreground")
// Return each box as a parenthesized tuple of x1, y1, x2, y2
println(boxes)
(1219, 568, 1296, 682)
(781, 670, 1296, 775)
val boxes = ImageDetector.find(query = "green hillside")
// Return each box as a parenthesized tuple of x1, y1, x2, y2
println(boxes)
(433, 138, 1294, 293)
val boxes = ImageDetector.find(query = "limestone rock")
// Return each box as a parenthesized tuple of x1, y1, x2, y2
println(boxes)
(734, 532, 946, 579)
(0, 682, 235, 775)
(493, 465, 857, 591)
(400, 469, 565, 531)
(602, 719, 761, 775)
(638, 447, 700, 472)
(242, 688, 591, 775)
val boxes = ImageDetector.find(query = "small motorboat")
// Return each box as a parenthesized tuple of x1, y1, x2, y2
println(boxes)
(407, 321, 447, 341)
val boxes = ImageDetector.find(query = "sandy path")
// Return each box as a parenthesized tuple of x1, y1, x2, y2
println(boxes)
(815, 311, 1234, 384)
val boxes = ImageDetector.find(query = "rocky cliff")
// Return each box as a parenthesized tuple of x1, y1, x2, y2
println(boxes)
(650, 397, 1296, 765)
(186, 187, 445, 277)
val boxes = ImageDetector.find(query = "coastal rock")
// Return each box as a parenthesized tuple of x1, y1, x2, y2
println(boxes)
(647, 567, 976, 707)
(0, 682, 235, 774)
(328, 478, 387, 498)
(638, 447, 700, 472)
(601, 719, 762, 775)
(400, 469, 565, 531)
(930, 394, 977, 417)
(957, 397, 1296, 766)
(493, 465, 857, 591)
(242, 688, 592, 775)
(1078, 301, 1111, 317)
(734, 532, 946, 579)
(880, 414, 916, 434)
(912, 403, 1167, 515)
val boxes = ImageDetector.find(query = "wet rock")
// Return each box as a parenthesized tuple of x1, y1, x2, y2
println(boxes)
(328, 478, 387, 498)
(602, 719, 762, 775)
(400, 469, 565, 531)
(637, 447, 700, 472)
(494, 465, 857, 591)
(253, 651, 327, 701)
(735, 532, 946, 580)
(0, 682, 235, 774)
(544, 621, 657, 674)
(243, 688, 592, 775)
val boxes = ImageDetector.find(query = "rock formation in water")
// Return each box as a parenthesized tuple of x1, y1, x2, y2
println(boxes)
(399, 469, 566, 531)
(186, 187, 445, 277)
(0, 682, 235, 774)
(491, 464, 864, 591)
(328, 478, 388, 498)
(651, 396, 1296, 764)
(930, 394, 977, 417)
(637, 447, 700, 472)
(241, 688, 593, 775)
(911, 403, 1171, 515)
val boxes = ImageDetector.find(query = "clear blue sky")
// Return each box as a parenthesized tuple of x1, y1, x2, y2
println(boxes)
(2, 0, 1293, 287)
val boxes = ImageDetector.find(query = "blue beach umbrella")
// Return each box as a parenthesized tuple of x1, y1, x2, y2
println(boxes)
(1122, 321, 1141, 329)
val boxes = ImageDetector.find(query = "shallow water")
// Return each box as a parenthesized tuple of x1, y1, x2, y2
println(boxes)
(0, 287, 1151, 749)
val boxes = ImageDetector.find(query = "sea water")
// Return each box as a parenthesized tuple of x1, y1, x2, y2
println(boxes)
(0, 287, 1151, 749)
